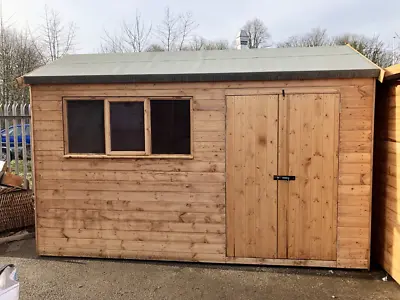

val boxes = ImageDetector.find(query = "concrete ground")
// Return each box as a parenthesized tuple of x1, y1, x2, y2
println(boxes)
(0, 238, 399, 300)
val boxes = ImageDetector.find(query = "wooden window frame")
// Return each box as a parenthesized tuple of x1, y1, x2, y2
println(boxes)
(62, 96, 106, 155)
(105, 97, 147, 156)
(63, 96, 193, 159)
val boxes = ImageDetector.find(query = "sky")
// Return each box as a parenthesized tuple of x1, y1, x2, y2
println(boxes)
(1, 0, 400, 53)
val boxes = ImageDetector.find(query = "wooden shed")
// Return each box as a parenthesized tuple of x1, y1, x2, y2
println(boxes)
(21, 45, 382, 269)
(373, 64, 400, 283)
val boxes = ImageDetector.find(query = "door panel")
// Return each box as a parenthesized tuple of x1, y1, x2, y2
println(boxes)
(226, 95, 278, 258)
(283, 93, 339, 260)
(227, 93, 339, 261)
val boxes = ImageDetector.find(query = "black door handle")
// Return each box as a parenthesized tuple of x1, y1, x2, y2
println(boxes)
(273, 175, 296, 181)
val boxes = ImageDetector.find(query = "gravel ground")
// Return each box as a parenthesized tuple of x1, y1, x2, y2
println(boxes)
(0, 238, 399, 300)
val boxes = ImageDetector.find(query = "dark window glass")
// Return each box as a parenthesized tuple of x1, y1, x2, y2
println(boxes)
(110, 102, 145, 151)
(151, 100, 190, 154)
(67, 100, 105, 153)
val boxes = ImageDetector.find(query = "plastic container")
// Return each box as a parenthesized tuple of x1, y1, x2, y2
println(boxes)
(0, 264, 19, 300)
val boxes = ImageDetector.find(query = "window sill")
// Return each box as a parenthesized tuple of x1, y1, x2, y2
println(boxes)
(63, 154, 194, 159)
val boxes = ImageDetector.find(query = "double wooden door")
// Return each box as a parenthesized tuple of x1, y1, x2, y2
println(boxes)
(226, 93, 339, 261)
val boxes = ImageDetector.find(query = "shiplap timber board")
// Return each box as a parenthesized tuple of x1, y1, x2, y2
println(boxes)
(37, 218, 226, 233)
(38, 228, 225, 244)
(40, 237, 226, 254)
(36, 160, 226, 172)
(38, 198, 225, 213)
(36, 180, 225, 193)
(338, 173, 371, 185)
(36, 190, 225, 203)
(37, 170, 225, 182)
(38, 209, 225, 224)
(339, 153, 371, 163)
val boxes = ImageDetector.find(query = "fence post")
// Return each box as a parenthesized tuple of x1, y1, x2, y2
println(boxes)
(21, 104, 28, 189)
(0, 104, 3, 162)
(12, 103, 19, 175)
(4, 103, 11, 170)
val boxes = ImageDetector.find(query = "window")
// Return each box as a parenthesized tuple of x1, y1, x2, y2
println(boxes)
(109, 101, 145, 153)
(66, 100, 105, 154)
(151, 100, 191, 154)
(64, 97, 192, 157)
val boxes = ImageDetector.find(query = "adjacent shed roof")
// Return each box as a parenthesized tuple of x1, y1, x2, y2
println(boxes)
(22, 45, 382, 85)
(385, 64, 400, 81)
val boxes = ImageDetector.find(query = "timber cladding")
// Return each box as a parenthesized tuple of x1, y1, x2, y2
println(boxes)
(31, 78, 375, 268)
(373, 81, 400, 283)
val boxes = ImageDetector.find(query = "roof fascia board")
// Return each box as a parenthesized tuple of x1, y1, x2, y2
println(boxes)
(384, 64, 400, 81)
(23, 69, 380, 85)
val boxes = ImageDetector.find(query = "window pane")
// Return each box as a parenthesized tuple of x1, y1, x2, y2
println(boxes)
(151, 100, 190, 154)
(110, 102, 145, 151)
(67, 100, 105, 153)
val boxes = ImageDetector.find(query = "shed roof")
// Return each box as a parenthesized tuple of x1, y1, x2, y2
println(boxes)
(384, 64, 400, 81)
(22, 45, 381, 85)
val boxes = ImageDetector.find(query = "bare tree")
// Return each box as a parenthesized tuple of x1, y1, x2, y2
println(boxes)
(242, 18, 271, 48)
(156, 7, 197, 51)
(187, 36, 206, 51)
(101, 11, 152, 53)
(0, 21, 43, 103)
(277, 28, 330, 48)
(278, 28, 397, 67)
(184, 36, 230, 51)
(100, 30, 125, 53)
(333, 34, 396, 67)
(177, 12, 198, 50)
(156, 7, 179, 51)
(393, 33, 400, 65)
(39, 5, 77, 61)
(122, 14, 152, 52)
(204, 40, 230, 50)
(146, 43, 165, 52)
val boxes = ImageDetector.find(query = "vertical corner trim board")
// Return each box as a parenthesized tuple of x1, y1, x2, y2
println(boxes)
(31, 78, 375, 268)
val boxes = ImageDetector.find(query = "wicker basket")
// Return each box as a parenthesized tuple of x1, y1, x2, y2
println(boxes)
(0, 187, 34, 233)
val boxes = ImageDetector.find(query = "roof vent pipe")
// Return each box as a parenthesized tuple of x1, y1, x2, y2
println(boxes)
(236, 30, 250, 50)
